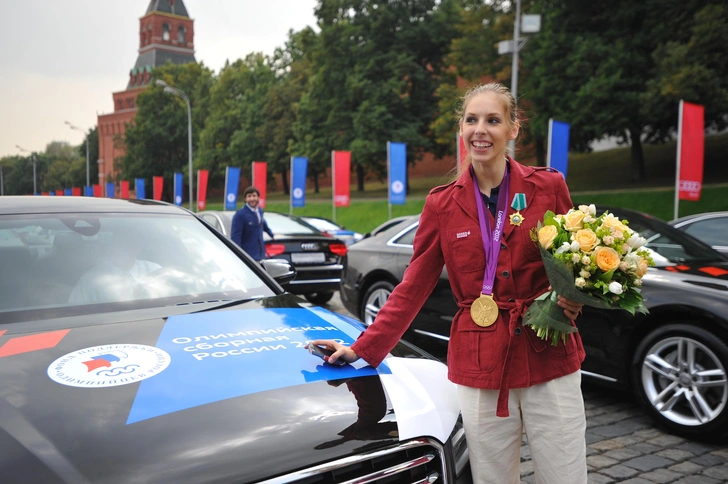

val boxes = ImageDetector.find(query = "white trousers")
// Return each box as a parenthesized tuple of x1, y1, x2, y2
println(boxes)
(457, 371, 587, 484)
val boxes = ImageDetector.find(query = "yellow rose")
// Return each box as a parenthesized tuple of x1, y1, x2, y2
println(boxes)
(594, 246, 620, 272)
(563, 210, 586, 231)
(574, 229, 598, 252)
(538, 225, 559, 250)
(636, 258, 649, 277)
(602, 215, 629, 234)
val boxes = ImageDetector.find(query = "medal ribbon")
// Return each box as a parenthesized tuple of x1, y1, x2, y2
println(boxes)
(470, 164, 510, 297)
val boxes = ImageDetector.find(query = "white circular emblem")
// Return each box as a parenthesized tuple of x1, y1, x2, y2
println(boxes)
(227, 193, 236, 203)
(293, 188, 303, 199)
(175, 195, 182, 204)
(47, 344, 171, 388)
(392, 181, 404, 194)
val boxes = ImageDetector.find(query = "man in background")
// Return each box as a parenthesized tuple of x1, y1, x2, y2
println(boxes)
(231, 186, 274, 262)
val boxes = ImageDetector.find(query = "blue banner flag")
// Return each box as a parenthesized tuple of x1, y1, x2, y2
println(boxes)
(84, 186, 93, 197)
(173, 172, 183, 206)
(547, 119, 570, 179)
(106, 183, 115, 198)
(135, 178, 146, 199)
(290, 156, 308, 208)
(64, 188, 72, 196)
(48, 191, 56, 196)
(224, 166, 241, 211)
(387, 142, 407, 205)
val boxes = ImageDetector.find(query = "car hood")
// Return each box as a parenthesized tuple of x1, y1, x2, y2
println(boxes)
(653, 260, 728, 287)
(0, 296, 457, 484)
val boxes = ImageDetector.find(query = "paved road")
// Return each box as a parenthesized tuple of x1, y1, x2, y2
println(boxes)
(321, 292, 728, 484)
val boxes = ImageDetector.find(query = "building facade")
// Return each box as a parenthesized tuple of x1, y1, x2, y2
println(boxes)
(97, 0, 196, 193)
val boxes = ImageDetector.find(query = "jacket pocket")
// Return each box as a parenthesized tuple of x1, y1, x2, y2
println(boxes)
(449, 313, 499, 372)
(446, 226, 485, 273)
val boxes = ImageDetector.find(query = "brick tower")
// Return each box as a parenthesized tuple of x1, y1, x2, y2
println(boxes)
(96, 0, 196, 194)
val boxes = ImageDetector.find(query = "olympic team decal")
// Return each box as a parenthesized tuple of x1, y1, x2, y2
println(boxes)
(126, 307, 390, 424)
(47, 344, 171, 388)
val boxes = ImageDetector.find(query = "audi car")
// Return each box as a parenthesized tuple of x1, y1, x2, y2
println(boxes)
(198, 210, 347, 305)
(340, 206, 728, 441)
(0, 197, 469, 484)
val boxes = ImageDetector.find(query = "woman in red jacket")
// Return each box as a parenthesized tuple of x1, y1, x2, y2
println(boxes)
(313, 83, 587, 484)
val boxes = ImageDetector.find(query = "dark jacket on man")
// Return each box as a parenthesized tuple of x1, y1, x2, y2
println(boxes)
(231, 205, 274, 261)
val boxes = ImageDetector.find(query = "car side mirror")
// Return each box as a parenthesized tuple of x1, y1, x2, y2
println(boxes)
(260, 259, 297, 286)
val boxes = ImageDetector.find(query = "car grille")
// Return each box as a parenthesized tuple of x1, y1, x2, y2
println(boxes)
(259, 438, 450, 484)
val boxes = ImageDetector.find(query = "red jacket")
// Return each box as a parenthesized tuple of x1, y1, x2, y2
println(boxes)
(351, 158, 585, 417)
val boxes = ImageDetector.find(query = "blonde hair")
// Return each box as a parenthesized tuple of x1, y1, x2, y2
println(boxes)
(457, 83, 521, 162)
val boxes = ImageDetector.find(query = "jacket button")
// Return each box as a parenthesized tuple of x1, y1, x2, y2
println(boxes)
(500, 243, 506, 249)
(502, 270, 510, 278)
(514, 327, 522, 336)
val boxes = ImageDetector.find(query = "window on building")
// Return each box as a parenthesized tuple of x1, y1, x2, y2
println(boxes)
(162, 24, 171, 41)
(178, 26, 185, 44)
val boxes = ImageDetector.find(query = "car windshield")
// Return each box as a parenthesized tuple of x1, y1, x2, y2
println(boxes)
(0, 212, 276, 323)
(265, 213, 319, 235)
(305, 218, 340, 232)
(605, 208, 727, 265)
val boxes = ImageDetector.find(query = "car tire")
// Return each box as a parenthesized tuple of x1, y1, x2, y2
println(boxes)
(361, 281, 395, 325)
(631, 323, 728, 441)
(304, 291, 335, 305)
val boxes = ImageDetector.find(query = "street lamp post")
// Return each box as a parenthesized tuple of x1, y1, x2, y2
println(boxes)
(156, 79, 193, 211)
(15, 145, 37, 195)
(65, 121, 90, 188)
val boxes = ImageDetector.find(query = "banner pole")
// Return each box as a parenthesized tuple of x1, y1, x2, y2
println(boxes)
(331, 151, 336, 223)
(674, 100, 684, 221)
(546, 118, 553, 168)
(387, 141, 392, 220)
(289, 157, 293, 215)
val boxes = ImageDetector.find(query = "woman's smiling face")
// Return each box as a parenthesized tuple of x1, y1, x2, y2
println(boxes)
(460, 92, 518, 167)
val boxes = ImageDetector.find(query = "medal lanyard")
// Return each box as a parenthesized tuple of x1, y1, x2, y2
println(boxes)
(470, 164, 510, 297)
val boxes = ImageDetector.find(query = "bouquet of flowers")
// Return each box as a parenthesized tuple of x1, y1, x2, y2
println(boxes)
(523, 204, 654, 346)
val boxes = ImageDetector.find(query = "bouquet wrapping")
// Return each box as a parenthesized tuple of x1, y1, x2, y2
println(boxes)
(522, 204, 653, 346)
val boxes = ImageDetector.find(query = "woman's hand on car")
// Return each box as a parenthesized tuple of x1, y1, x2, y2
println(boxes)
(307, 340, 360, 365)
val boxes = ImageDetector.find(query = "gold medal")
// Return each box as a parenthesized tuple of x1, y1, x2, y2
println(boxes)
(471, 294, 499, 327)
(509, 211, 524, 226)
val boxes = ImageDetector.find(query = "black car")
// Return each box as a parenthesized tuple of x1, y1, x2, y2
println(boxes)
(198, 210, 347, 305)
(340, 207, 728, 440)
(0, 197, 468, 484)
(670, 211, 728, 255)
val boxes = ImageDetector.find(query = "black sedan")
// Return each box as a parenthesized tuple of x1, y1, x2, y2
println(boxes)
(670, 211, 728, 255)
(340, 207, 728, 441)
(198, 210, 347, 305)
(0, 197, 468, 484)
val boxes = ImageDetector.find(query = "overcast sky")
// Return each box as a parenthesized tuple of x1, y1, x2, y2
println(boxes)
(0, 0, 319, 158)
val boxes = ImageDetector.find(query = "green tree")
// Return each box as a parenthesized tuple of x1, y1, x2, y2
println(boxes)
(121, 62, 215, 202)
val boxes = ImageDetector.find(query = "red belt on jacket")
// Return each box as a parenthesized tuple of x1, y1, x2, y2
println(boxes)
(457, 296, 534, 418)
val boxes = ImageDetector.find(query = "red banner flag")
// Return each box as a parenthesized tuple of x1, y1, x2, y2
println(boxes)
(41, 192, 49, 196)
(55, 190, 64, 196)
(93, 184, 102, 197)
(332, 151, 351, 207)
(120, 181, 129, 199)
(677, 101, 704, 202)
(252, 162, 267, 209)
(153, 176, 164, 201)
(72, 187, 81, 196)
(197, 169, 209, 211)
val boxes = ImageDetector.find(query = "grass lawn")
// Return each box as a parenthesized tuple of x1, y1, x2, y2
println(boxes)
(203, 133, 728, 234)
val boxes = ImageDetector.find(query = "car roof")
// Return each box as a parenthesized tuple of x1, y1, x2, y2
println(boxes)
(0, 196, 189, 215)
(670, 211, 728, 224)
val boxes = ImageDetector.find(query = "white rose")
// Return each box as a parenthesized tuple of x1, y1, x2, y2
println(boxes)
(572, 253, 581, 264)
(634, 278, 642, 286)
(627, 236, 647, 249)
(570, 241, 581, 252)
(603, 235, 614, 246)
(619, 261, 630, 272)
(581, 255, 591, 266)
(556, 242, 571, 254)
(575, 277, 586, 288)
(579, 204, 597, 216)
(584, 215, 595, 223)
(608, 281, 624, 295)
(579, 269, 591, 278)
